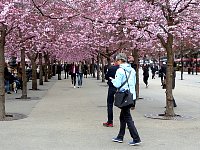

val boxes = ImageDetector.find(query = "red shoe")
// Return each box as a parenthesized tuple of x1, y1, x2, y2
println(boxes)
(103, 122, 113, 127)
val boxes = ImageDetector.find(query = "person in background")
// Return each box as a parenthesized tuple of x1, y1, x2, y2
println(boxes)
(159, 62, 167, 87)
(142, 64, 149, 88)
(110, 53, 141, 146)
(77, 62, 84, 88)
(56, 62, 62, 80)
(64, 63, 70, 79)
(103, 61, 119, 127)
(151, 64, 157, 79)
(70, 62, 78, 88)
(83, 63, 88, 78)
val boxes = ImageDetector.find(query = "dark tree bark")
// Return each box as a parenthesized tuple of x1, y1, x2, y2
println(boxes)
(47, 57, 51, 79)
(97, 52, 100, 80)
(27, 52, 38, 90)
(132, 49, 140, 100)
(21, 47, 28, 99)
(39, 52, 43, 85)
(180, 51, 184, 80)
(92, 57, 95, 78)
(43, 52, 49, 82)
(0, 24, 6, 120)
(100, 54, 105, 83)
(106, 49, 111, 67)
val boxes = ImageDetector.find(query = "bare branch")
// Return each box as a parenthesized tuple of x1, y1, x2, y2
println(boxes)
(159, 24, 169, 34)
(176, 0, 193, 14)
(5, 23, 17, 36)
(31, 0, 64, 19)
(144, 29, 154, 38)
(173, 0, 183, 12)
(20, 35, 35, 43)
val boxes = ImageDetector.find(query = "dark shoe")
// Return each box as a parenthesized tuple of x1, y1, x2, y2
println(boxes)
(103, 122, 113, 127)
(128, 140, 142, 146)
(112, 137, 123, 143)
(7, 92, 11, 94)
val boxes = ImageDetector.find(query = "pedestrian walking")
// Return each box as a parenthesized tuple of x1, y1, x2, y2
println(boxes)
(77, 62, 84, 88)
(70, 62, 78, 88)
(56, 63, 62, 80)
(110, 53, 141, 146)
(103, 62, 119, 127)
(143, 64, 149, 87)
(83, 63, 88, 78)
(159, 62, 167, 87)
(64, 63, 70, 79)
(151, 64, 157, 79)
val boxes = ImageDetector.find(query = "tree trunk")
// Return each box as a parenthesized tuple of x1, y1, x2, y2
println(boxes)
(52, 59, 56, 76)
(92, 57, 95, 78)
(0, 25, 6, 120)
(39, 53, 43, 85)
(31, 60, 37, 90)
(27, 52, 38, 90)
(195, 57, 198, 75)
(133, 49, 140, 100)
(107, 57, 111, 67)
(100, 55, 105, 82)
(158, 32, 175, 116)
(44, 52, 48, 82)
(97, 53, 100, 80)
(21, 47, 28, 99)
(165, 34, 175, 116)
(47, 57, 51, 79)
(106, 48, 111, 67)
(181, 51, 184, 80)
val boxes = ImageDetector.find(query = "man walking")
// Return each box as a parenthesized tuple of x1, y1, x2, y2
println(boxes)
(103, 62, 119, 127)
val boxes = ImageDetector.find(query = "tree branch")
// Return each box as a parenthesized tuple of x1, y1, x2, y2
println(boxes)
(176, 0, 193, 14)
(31, 0, 64, 19)
(20, 35, 35, 43)
(157, 33, 167, 48)
(159, 24, 169, 34)
(173, 0, 183, 12)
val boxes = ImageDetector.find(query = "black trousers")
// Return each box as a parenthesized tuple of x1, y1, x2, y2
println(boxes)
(117, 106, 140, 141)
(58, 73, 61, 80)
(143, 76, 149, 86)
(107, 87, 117, 124)
(71, 73, 76, 86)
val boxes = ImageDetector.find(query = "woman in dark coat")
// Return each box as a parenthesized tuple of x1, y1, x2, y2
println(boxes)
(142, 64, 149, 88)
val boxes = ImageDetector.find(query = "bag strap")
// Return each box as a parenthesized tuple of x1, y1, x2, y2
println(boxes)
(124, 70, 130, 90)
(117, 69, 131, 91)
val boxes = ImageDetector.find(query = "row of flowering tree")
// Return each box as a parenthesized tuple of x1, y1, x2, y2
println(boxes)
(0, 0, 199, 120)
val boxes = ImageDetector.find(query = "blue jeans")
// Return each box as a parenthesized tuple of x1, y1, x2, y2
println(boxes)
(77, 73, 83, 86)
(5, 80, 10, 93)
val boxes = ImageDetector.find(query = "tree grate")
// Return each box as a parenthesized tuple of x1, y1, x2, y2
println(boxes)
(144, 113, 194, 120)
(0, 113, 27, 121)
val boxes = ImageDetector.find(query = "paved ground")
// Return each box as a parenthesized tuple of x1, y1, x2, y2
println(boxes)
(0, 70, 200, 150)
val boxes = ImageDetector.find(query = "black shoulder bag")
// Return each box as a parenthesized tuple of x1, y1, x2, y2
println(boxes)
(114, 69, 134, 108)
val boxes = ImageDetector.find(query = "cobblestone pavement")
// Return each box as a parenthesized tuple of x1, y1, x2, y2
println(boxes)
(0, 71, 199, 150)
